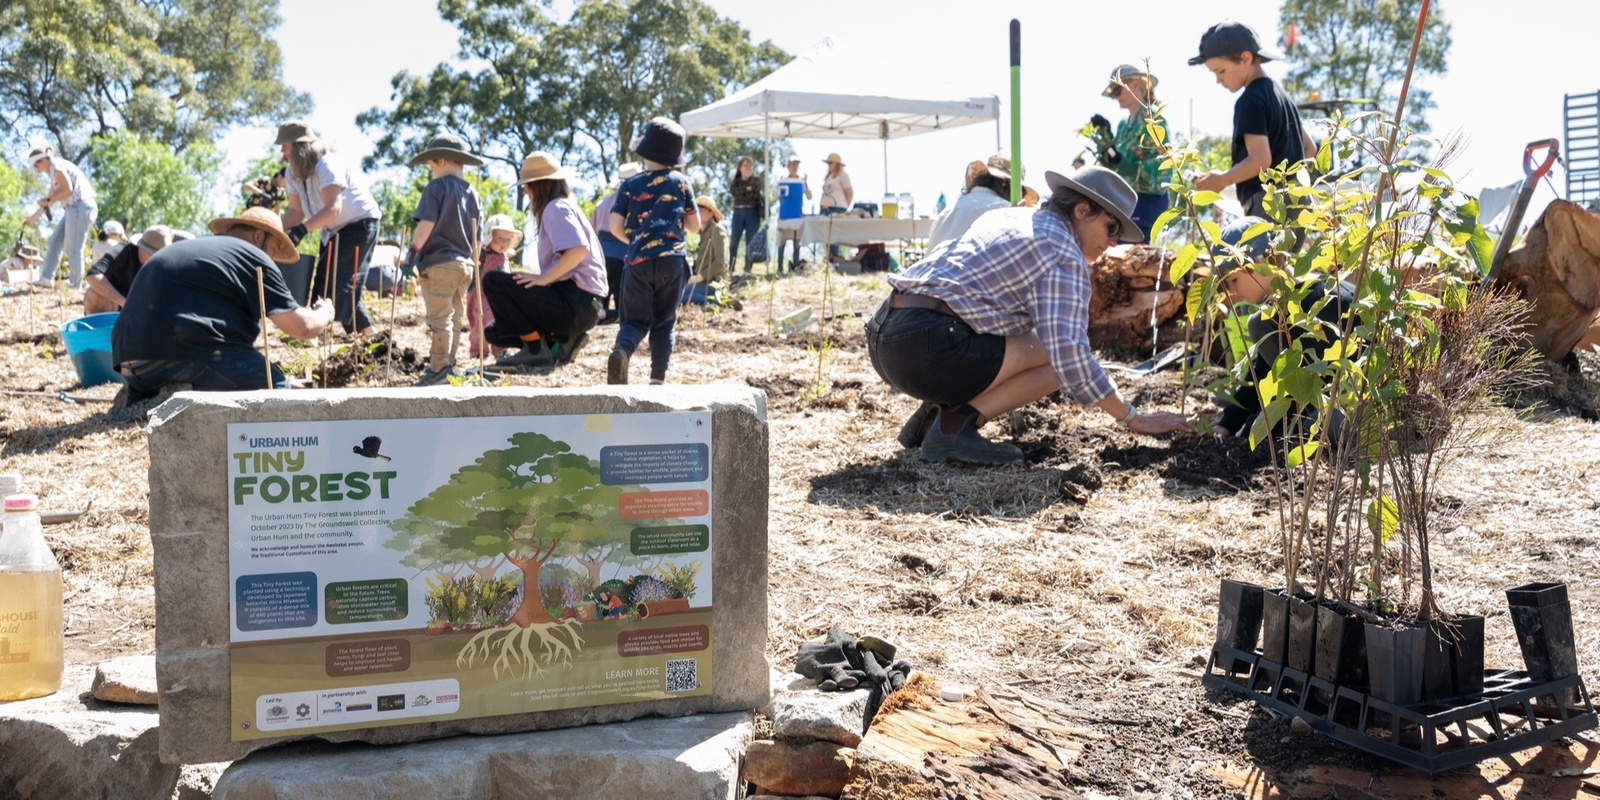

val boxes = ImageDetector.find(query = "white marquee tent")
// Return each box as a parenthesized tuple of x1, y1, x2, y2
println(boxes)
(680, 37, 1002, 191)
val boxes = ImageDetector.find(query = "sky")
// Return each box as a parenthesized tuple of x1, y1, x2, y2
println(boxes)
(219, 0, 1595, 228)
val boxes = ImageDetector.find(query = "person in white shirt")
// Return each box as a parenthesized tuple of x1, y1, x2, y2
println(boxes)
(928, 155, 1021, 251)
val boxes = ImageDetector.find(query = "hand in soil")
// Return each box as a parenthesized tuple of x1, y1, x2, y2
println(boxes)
(1129, 410, 1196, 436)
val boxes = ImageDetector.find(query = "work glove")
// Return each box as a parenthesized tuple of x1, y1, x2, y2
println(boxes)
(400, 247, 420, 279)
(287, 223, 308, 246)
(1089, 113, 1113, 134)
(794, 627, 914, 733)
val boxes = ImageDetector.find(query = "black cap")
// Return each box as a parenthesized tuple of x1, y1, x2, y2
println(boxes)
(1188, 21, 1281, 66)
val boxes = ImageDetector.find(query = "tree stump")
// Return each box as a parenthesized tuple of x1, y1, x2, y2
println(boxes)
(1494, 199, 1600, 360)
(840, 674, 1105, 799)
(1087, 244, 1186, 351)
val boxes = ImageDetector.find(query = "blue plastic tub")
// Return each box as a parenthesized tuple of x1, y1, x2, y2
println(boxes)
(60, 312, 123, 388)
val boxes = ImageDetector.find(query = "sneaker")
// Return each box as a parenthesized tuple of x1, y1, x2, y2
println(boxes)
(413, 366, 456, 387)
(552, 331, 589, 366)
(30, 279, 55, 289)
(919, 409, 1023, 466)
(607, 348, 630, 385)
(895, 401, 938, 449)
(496, 341, 554, 370)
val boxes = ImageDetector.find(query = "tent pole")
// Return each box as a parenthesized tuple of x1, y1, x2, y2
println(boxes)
(764, 107, 772, 276)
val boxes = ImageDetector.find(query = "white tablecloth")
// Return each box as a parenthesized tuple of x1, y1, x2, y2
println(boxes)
(776, 216, 933, 245)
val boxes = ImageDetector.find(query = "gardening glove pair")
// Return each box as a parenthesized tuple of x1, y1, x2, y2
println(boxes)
(794, 627, 913, 732)
(1085, 114, 1122, 167)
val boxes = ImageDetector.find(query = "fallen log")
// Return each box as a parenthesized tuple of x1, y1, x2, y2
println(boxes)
(1087, 244, 1186, 351)
(841, 673, 1105, 799)
(1493, 199, 1600, 360)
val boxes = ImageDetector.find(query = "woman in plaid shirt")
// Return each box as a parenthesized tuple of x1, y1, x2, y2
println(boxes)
(867, 166, 1193, 465)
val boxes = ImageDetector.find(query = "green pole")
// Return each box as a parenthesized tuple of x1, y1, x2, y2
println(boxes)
(1009, 20, 1022, 204)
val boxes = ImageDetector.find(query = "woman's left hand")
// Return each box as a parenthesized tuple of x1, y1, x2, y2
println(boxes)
(512, 271, 546, 288)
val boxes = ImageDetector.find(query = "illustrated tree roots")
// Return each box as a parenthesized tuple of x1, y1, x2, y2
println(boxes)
(457, 618, 588, 681)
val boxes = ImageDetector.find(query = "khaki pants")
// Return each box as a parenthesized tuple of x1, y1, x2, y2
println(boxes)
(418, 260, 473, 371)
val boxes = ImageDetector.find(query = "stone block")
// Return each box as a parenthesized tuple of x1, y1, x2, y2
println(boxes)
(147, 386, 771, 764)
(213, 712, 752, 799)
(743, 738, 854, 797)
(770, 677, 870, 746)
(93, 654, 160, 705)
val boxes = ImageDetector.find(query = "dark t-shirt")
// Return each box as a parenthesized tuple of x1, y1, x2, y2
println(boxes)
(613, 169, 696, 265)
(88, 242, 143, 297)
(413, 174, 483, 268)
(112, 236, 299, 364)
(1217, 280, 1351, 435)
(1232, 76, 1307, 215)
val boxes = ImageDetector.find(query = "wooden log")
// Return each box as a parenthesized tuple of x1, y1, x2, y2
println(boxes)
(1087, 244, 1186, 351)
(1494, 199, 1600, 360)
(841, 674, 1105, 799)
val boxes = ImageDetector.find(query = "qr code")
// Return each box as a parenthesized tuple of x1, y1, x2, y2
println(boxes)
(666, 658, 700, 692)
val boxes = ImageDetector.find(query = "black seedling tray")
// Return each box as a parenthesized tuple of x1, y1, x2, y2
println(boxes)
(1203, 643, 1598, 773)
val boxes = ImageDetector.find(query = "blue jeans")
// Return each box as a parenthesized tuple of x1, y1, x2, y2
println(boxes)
(40, 200, 97, 287)
(1132, 193, 1170, 243)
(614, 256, 688, 382)
(822, 205, 847, 258)
(728, 207, 760, 271)
(124, 354, 289, 403)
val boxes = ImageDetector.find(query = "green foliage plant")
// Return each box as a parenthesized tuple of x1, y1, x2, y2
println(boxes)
(659, 560, 700, 601)
(83, 129, 220, 232)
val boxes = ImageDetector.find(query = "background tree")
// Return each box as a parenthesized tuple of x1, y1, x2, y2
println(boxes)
(1278, 0, 1451, 134)
(358, 0, 787, 203)
(0, 0, 307, 158)
(0, 158, 46, 252)
(82, 129, 220, 232)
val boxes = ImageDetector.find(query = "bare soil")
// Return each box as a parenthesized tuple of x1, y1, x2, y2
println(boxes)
(3, 269, 1600, 798)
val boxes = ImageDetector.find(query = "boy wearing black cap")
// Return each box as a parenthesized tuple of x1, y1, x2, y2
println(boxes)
(1190, 20, 1316, 220)
(606, 116, 702, 384)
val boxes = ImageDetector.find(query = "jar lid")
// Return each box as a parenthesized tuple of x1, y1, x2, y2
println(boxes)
(0, 473, 20, 493)
(3, 494, 38, 512)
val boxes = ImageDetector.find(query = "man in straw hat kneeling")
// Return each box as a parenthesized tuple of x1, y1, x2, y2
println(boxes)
(111, 207, 335, 402)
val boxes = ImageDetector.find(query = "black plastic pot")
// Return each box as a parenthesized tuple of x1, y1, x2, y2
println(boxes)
(1423, 614, 1485, 702)
(1314, 602, 1368, 688)
(1366, 620, 1428, 706)
(1507, 582, 1580, 683)
(1217, 579, 1266, 651)
(1286, 592, 1318, 673)
(1262, 589, 1290, 665)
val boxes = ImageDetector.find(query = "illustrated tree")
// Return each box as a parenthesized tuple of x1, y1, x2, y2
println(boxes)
(386, 431, 640, 679)
(357, 0, 786, 199)
(1278, 0, 1451, 134)
(0, 0, 307, 158)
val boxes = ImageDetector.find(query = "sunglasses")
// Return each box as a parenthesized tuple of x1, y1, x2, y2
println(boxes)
(1108, 84, 1124, 98)
(1105, 217, 1122, 240)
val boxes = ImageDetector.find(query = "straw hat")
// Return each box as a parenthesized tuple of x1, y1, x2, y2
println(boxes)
(1017, 185, 1040, 207)
(823, 153, 844, 166)
(408, 132, 484, 167)
(694, 195, 723, 223)
(13, 244, 42, 264)
(275, 120, 317, 145)
(485, 214, 523, 247)
(518, 152, 574, 183)
(207, 207, 300, 263)
(1044, 166, 1143, 244)
(965, 154, 1019, 189)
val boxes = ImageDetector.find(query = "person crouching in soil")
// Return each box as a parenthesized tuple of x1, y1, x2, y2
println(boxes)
(83, 225, 175, 315)
(110, 208, 334, 402)
(867, 166, 1194, 465)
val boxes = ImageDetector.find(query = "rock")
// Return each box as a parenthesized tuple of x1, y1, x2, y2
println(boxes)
(146, 386, 771, 765)
(743, 738, 854, 797)
(1290, 715, 1315, 736)
(770, 679, 870, 746)
(93, 654, 160, 705)
(0, 664, 184, 798)
(214, 712, 752, 799)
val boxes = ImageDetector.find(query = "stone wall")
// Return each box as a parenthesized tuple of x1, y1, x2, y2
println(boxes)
(147, 386, 769, 764)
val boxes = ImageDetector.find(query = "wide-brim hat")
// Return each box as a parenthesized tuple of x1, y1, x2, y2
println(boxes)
(102, 220, 125, 236)
(1188, 20, 1280, 66)
(694, 195, 724, 223)
(207, 207, 299, 263)
(632, 116, 687, 168)
(518, 151, 573, 183)
(823, 153, 844, 166)
(408, 132, 484, 167)
(275, 119, 317, 145)
(14, 244, 42, 264)
(1045, 166, 1144, 244)
(1103, 64, 1158, 96)
(1018, 185, 1040, 207)
(485, 213, 523, 246)
(965, 154, 1019, 189)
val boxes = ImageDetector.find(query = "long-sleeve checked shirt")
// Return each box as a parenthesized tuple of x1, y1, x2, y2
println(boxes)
(886, 206, 1117, 406)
